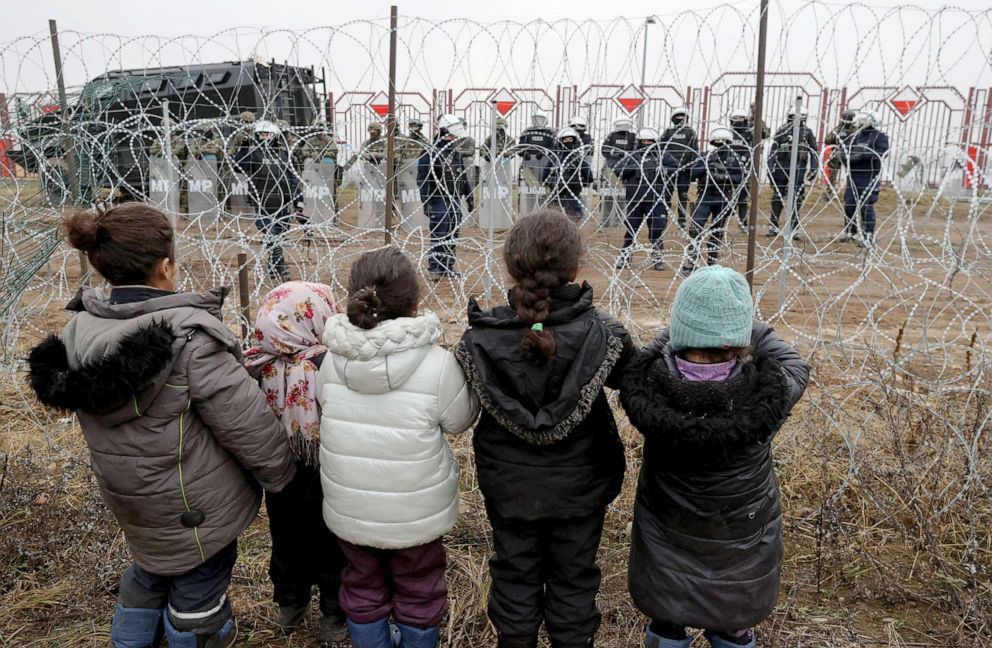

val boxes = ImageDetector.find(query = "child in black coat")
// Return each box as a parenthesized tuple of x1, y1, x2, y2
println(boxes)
(456, 209, 635, 648)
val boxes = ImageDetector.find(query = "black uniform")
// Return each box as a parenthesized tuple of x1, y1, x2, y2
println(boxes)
(543, 141, 593, 221)
(601, 128, 638, 171)
(686, 145, 745, 270)
(766, 122, 819, 235)
(417, 136, 471, 275)
(517, 126, 557, 161)
(660, 124, 700, 227)
(730, 123, 754, 228)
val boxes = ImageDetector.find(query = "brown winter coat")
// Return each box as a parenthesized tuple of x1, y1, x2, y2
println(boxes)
(28, 287, 295, 576)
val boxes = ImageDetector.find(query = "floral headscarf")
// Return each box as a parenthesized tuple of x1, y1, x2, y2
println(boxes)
(245, 281, 338, 466)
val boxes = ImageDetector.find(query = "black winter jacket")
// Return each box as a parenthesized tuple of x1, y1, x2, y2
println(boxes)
(619, 322, 810, 630)
(235, 143, 302, 215)
(455, 282, 635, 520)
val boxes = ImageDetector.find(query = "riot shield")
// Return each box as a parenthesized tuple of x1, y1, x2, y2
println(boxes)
(480, 158, 514, 230)
(302, 158, 337, 226)
(599, 164, 624, 228)
(227, 170, 255, 217)
(519, 158, 549, 215)
(396, 158, 427, 232)
(185, 156, 221, 223)
(358, 160, 388, 229)
(148, 156, 180, 225)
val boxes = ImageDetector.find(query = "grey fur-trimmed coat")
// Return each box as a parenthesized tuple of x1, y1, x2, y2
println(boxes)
(619, 322, 810, 630)
(455, 282, 635, 520)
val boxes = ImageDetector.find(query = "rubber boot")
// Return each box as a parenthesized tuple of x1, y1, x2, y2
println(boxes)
(163, 612, 236, 648)
(345, 618, 395, 648)
(651, 241, 665, 271)
(497, 634, 539, 648)
(274, 603, 308, 632)
(394, 622, 439, 648)
(109, 603, 164, 648)
(644, 624, 692, 648)
(318, 612, 349, 645)
(704, 629, 756, 648)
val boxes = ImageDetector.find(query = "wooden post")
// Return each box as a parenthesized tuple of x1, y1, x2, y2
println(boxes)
(383, 5, 399, 244)
(49, 18, 89, 286)
(237, 253, 251, 341)
(745, 0, 769, 292)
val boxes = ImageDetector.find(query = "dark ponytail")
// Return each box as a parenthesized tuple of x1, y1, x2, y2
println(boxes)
(346, 247, 419, 329)
(504, 209, 583, 365)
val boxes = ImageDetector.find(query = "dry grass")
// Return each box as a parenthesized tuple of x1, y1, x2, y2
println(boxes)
(1, 353, 990, 647)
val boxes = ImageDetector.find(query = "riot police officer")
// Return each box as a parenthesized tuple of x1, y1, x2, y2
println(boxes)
(417, 113, 472, 280)
(728, 108, 754, 230)
(766, 109, 819, 238)
(682, 126, 745, 275)
(843, 110, 890, 246)
(601, 117, 638, 171)
(518, 111, 556, 161)
(824, 109, 857, 201)
(615, 127, 678, 270)
(568, 115, 593, 158)
(398, 117, 428, 164)
(660, 106, 699, 228)
(235, 120, 303, 282)
(543, 127, 593, 221)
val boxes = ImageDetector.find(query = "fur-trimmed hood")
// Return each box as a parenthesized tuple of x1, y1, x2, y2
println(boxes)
(456, 282, 628, 446)
(620, 343, 791, 463)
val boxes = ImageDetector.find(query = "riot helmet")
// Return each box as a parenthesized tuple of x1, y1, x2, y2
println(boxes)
(437, 113, 467, 139)
(254, 120, 281, 141)
(531, 111, 550, 129)
(557, 127, 580, 148)
(613, 117, 634, 132)
(367, 122, 383, 138)
(708, 126, 735, 147)
(671, 106, 689, 125)
(637, 127, 660, 147)
(568, 115, 588, 133)
(854, 110, 879, 130)
(840, 109, 856, 124)
(729, 108, 749, 127)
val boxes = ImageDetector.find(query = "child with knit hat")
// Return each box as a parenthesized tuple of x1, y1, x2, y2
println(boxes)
(619, 265, 810, 648)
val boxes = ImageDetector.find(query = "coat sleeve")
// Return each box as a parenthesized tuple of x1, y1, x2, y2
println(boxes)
(751, 321, 810, 407)
(187, 336, 296, 493)
(436, 349, 479, 435)
(600, 315, 638, 390)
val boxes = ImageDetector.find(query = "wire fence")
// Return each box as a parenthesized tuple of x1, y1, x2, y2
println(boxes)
(1, 3, 991, 643)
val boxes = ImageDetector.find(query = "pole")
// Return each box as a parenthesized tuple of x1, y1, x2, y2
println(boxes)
(778, 94, 803, 313)
(383, 5, 399, 245)
(237, 253, 252, 342)
(485, 100, 498, 300)
(745, 0, 769, 291)
(49, 19, 88, 285)
(638, 17, 655, 129)
(160, 100, 179, 227)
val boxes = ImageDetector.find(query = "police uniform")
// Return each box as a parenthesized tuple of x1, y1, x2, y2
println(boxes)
(843, 126, 890, 243)
(417, 135, 470, 276)
(615, 143, 678, 267)
(766, 121, 819, 235)
(824, 115, 857, 200)
(685, 143, 745, 272)
(544, 141, 592, 221)
(480, 120, 516, 161)
(659, 124, 699, 228)
(730, 122, 754, 228)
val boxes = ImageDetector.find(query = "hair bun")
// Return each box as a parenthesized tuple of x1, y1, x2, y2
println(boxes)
(347, 286, 383, 330)
(64, 210, 102, 252)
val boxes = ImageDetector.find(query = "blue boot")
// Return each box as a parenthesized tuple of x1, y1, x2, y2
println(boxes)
(394, 622, 439, 648)
(704, 629, 756, 648)
(109, 603, 163, 647)
(163, 611, 236, 648)
(346, 617, 396, 648)
(645, 624, 692, 648)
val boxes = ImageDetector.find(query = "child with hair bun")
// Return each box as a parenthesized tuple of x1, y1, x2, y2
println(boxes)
(456, 209, 636, 648)
(316, 246, 478, 648)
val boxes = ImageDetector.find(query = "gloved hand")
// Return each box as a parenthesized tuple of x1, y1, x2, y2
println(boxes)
(466, 196, 476, 212)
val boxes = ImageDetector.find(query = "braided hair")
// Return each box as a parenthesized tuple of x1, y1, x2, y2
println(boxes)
(503, 209, 583, 365)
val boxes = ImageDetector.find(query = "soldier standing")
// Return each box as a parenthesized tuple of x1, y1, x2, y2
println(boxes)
(843, 110, 890, 247)
(728, 108, 754, 230)
(235, 120, 303, 282)
(360, 122, 385, 164)
(417, 114, 471, 280)
(766, 109, 819, 238)
(480, 117, 516, 161)
(823, 109, 857, 202)
(660, 106, 700, 229)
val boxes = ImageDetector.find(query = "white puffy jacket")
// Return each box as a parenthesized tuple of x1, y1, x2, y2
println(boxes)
(316, 313, 479, 549)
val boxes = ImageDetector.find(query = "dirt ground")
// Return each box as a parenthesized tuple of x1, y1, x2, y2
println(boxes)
(1, 181, 990, 646)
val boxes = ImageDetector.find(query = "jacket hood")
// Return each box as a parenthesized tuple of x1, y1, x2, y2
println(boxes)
(323, 313, 442, 395)
(619, 343, 791, 464)
(28, 287, 235, 425)
(457, 282, 624, 445)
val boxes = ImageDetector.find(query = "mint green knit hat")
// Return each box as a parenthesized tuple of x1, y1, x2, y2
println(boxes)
(669, 265, 754, 352)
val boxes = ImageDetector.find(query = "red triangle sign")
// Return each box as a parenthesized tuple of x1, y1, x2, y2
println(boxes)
(491, 88, 517, 116)
(368, 91, 389, 117)
(891, 99, 917, 116)
(615, 85, 645, 114)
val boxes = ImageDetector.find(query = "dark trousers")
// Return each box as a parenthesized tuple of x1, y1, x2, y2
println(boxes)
(266, 462, 345, 618)
(622, 198, 668, 251)
(686, 198, 731, 268)
(844, 173, 881, 236)
(664, 171, 693, 227)
(118, 541, 237, 634)
(256, 211, 291, 277)
(337, 538, 448, 629)
(425, 197, 461, 274)
(769, 171, 806, 231)
(487, 508, 607, 647)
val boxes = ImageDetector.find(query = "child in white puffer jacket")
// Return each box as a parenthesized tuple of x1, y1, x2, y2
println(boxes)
(316, 246, 479, 648)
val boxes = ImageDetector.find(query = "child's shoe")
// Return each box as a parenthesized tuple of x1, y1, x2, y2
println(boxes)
(704, 628, 756, 648)
(318, 611, 349, 645)
(275, 603, 308, 631)
(645, 624, 692, 648)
